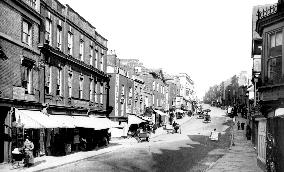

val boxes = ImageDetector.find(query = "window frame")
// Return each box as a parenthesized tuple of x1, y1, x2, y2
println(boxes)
(21, 58, 34, 94)
(79, 76, 84, 99)
(22, 20, 32, 46)
(90, 46, 94, 66)
(45, 18, 52, 45)
(68, 72, 73, 98)
(100, 83, 104, 104)
(79, 40, 84, 61)
(89, 78, 94, 101)
(56, 67, 63, 96)
(67, 31, 73, 55)
(56, 25, 62, 50)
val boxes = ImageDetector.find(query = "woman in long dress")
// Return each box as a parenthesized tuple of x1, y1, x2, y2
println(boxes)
(22, 136, 34, 167)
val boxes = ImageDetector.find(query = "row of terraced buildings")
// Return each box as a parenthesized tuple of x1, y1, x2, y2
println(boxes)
(0, 0, 196, 163)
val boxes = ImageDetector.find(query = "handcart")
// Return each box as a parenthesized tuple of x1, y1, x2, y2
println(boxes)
(11, 148, 24, 169)
(136, 131, 150, 142)
(165, 124, 174, 134)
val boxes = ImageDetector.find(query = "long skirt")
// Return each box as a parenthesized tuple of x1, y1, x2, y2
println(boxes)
(24, 150, 34, 165)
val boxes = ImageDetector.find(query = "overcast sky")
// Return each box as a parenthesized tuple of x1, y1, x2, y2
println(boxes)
(60, 0, 276, 99)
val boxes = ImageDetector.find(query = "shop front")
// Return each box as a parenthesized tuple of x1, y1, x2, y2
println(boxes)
(5, 108, 113, 161)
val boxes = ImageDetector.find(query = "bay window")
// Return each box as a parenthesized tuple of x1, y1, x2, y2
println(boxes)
(267, 30, 283, 84)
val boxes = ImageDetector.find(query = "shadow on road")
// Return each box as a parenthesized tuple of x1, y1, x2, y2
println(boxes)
(150, 126, 232, 172)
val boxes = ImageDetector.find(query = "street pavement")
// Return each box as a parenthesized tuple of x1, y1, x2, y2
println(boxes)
(0, 115, 192, 172)
(42, 107, 233, 172)
(206, 115, 262, 172)
(0, 106, 262, 172)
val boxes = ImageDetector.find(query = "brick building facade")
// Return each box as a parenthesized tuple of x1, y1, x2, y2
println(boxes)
(40, 0, 109, 116)
(0, 0, 42, 163)
(0, 0, 112, 162)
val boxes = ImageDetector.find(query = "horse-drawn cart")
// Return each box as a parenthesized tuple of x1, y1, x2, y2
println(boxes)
(136, 131, 150, 142)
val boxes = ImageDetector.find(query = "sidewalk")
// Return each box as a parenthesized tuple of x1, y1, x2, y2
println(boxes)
(0, 115, 193, 172)
(206, 116, 262, 172)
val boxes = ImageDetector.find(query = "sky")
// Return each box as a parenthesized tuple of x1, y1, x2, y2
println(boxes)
(60, 0, 277, 99)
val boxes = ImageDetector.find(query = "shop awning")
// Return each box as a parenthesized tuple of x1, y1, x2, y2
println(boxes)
(14, 109, 59, 128)
(154, 110, 169, 116)
(92, 117, 113, 130)
(15, 109, 114, 130)
(72, 116, 113, 130)
(48, 115, 76, 128)
(128, 115, 146, 125)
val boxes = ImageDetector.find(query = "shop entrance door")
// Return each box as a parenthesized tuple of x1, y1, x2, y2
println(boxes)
(0, 119, 4, 163)
(0, 109, 6, 163)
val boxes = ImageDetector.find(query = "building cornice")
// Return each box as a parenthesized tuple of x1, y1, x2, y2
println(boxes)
(256, 10, 284, 35)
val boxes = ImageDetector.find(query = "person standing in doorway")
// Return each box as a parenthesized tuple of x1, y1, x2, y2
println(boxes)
(22, 136, 34, 167)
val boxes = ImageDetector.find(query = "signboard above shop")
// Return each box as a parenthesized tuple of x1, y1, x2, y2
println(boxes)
(253, 55, 261, 73)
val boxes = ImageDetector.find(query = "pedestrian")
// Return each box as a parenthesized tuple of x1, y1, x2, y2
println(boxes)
(237, 121, 240, 130)
(22, 136, 34, 167)
(152, 123, 157, 134)
(246, 124, 251, 140)
(209, 128, 219, 141)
